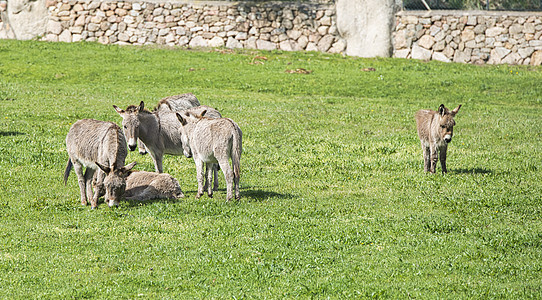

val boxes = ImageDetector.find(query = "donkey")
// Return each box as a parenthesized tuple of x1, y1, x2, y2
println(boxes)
(176, 110, 242, 201)
(415, 104, 461, 174)
(123, 170, 184, 201)
(155, 93, 200, 112)
(113, 102, 221, 175)
(134, 93, 200, 155)
(64, 119, 136, 208)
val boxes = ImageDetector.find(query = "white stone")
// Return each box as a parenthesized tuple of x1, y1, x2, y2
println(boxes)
(226, 37, 243, 49)
(58, 29, 72, 42)
(418, 34, 435, 49)
(208, 36, 224, 47)
(256, 39, 276, 51)
(394, 48, 410, 58)
(432, 51, 451, 62)
(189, 36, 208, 47)
(411, 44, 431, 60)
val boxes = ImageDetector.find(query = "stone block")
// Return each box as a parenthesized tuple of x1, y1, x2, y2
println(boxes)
(418, 34, 435, 49)
(256, 39, 276, 51)
(411, 44, 431, 60)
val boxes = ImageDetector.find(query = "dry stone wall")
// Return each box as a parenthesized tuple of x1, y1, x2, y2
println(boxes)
(39, 0, 345, 53)
(394, 10, 542, 65)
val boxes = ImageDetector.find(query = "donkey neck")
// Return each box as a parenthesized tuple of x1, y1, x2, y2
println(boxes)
(137, 112, 160, 142)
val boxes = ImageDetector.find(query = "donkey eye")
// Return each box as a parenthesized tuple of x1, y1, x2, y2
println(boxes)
(123, 125, 127, 129)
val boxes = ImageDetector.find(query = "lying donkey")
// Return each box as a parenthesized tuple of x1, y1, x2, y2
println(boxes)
(113, 102, 221, 175)
(415, 104, 461, 174)
(176, 110, 242, 201)
(123, 170, 184, 201)
(64, 119, 136, 208)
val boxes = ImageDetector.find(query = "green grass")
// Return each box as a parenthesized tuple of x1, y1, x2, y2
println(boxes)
(0, 40, 541, 298)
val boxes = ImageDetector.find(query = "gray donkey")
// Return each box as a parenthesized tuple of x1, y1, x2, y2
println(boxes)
(124, 170, 184, 201)
(113, 102, 221, 175)
(176, 110, 242, 201)
(64, 119, 136, 208)
(155, 93, 200, 112)
(415, 104, 461, 174)
(135, 93, 200, 155)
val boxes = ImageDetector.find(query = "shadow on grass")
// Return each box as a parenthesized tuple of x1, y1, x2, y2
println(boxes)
(0, 131, 25, 137)
(122, 187, 294, 207)
(451, 168, 492, 175)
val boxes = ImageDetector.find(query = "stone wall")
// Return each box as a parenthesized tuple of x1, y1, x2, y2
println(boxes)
(394, 10, 542, 65)
(37, 0, 345, 53)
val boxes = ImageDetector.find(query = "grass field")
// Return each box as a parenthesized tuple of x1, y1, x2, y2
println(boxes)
(0, 39, 541, 298)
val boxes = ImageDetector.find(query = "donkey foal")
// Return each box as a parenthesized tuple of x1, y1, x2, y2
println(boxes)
(123, 171, 184, 201)
(415, 104, 461, 174)
(176, 110, 242, 201)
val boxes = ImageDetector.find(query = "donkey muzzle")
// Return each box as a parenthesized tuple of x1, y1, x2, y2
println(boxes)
(444, 135, 452, 143)
(129, 144, 137, 151)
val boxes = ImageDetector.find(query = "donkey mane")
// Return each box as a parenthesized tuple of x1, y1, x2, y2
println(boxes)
(125, 105, 153, 114)
(154, 99, 173, 111)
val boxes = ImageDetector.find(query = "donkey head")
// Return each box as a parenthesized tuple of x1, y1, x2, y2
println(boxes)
(175, 110, 206, 159)
(113, 101, 145, 152)
(437, 104, 461, 144)
(96, 161, 137, 207)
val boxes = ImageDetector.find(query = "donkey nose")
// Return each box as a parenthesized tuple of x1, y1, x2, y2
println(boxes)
(444, 137, 452, 143)
(129, 145, 137, 151)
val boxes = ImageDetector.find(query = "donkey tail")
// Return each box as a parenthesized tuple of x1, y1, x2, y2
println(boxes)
(64, 159, 73, 185)
(231, 125, 242, 180)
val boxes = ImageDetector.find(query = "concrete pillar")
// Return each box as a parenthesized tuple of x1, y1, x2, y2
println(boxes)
(336, 0, 398, 57)
(1, 0, 47, 40)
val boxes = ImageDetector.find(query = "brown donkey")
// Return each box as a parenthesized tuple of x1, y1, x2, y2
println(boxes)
(415, 104, 461, 174)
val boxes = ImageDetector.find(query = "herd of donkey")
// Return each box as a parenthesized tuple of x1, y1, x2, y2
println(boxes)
(63, 92, 461, 209)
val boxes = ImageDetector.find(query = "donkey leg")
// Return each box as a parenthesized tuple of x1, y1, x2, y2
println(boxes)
(137, 139, 148, 155)
(205, 163, 214, 198)
(84, 168, 96, 205)
(194, 159, 205, 199)
(439, 146, 448, 174)
(72, 162, 88, 206)
(213, 165, 219, 191)
(91, 170, 105, 209)
(150, 151, 164, 173)
(421, 143, 430, 172)
(429, 145, 438, 174)
(218, 159, 234, 202)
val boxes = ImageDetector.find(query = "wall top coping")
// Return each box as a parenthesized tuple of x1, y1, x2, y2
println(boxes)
(397, 9, 542, 17)
(67, 0, 334, 7)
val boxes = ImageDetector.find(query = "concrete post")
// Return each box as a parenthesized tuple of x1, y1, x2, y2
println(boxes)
(336, 0, 398, 57)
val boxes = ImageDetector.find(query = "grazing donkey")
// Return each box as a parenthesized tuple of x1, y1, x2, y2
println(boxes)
(176, 110, 242, 201)
(123, 170, 184, 201)
(113, 102, 221, 175)
(155, 93, 200, 112)
(415, 104, 461, 174)
(64, 119, 136, 208)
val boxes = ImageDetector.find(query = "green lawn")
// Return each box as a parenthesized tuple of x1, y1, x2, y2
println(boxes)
(0, 40, 541, 298)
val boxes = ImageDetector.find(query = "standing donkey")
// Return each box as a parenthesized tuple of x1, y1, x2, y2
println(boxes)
(113, 102, 221, 175)
(176, 110, 242, 201)
(136, 93, 200, 155)
(415, 104, 461, 174)
(155, 93, 200, 112)
(64, 119, 136, 208)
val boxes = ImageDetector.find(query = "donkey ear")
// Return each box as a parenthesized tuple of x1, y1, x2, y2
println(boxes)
(96, 162, 111, 174)
(122, 162, 137, 173)
(113, 105, 124, 115)
(452, 104, 462, 115)
(438, 104, 446, 116)
(176, 112, 187, 126)
(139, 101, 145, 112)
(199, 110, 207, 118)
